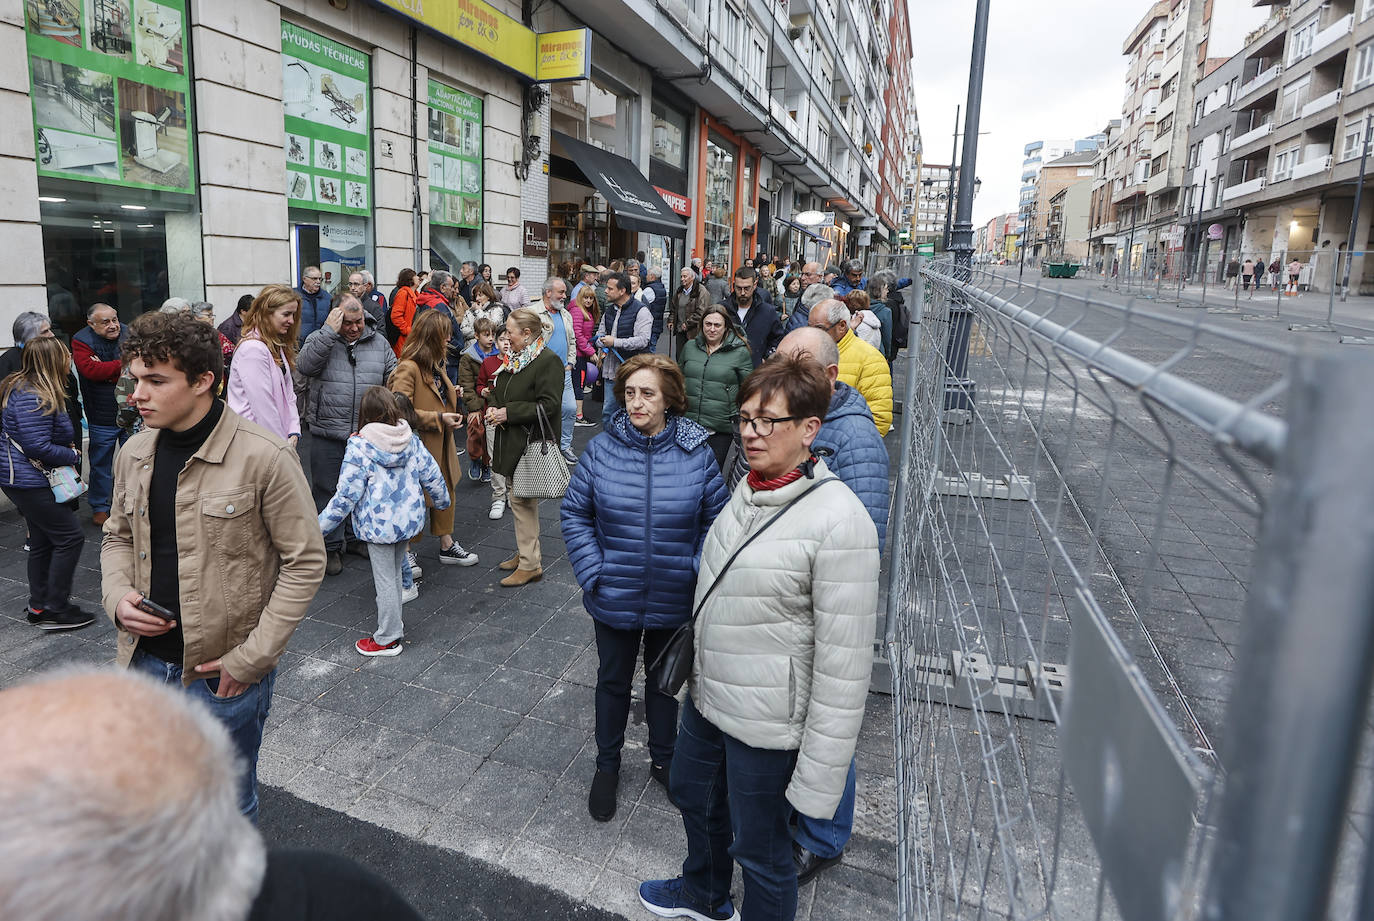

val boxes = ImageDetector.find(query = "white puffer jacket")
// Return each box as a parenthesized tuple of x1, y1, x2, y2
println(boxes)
(689, 459, 879, 819)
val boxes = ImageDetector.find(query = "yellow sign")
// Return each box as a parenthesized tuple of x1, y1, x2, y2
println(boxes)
(373, 0, 589, 83)
(535, 29, 590, 82)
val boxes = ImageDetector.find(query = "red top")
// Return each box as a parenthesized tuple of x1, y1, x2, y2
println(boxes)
(476, 354, 504, 408)
(72, 337, 123, 383)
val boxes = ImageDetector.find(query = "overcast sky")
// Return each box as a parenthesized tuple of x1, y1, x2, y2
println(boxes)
(912, 0, 1268, 228)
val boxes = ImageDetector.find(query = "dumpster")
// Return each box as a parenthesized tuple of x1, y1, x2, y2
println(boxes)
(1044, 262, 1082, 278)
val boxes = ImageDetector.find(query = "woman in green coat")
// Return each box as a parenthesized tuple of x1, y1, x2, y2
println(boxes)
(486, 307, 565, 587)
(677, 304, 754, 471)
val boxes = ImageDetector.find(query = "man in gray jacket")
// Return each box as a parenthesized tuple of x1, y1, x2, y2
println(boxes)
(297, 296, 397, 575)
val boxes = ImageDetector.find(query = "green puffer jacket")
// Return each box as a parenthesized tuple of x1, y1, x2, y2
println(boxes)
(678, 332, 754, 434)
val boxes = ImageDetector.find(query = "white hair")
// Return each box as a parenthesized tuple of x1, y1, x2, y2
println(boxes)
(360, 270, 374, 286)
(0, 667, 266, 921)
(646, 265, 662, 279)
(542, 276, 567, 297)
(160, 297, 191, 314)
(817, 298, 850, 326)
(191, 301, 215, 321)
(799, 284, 836, 313)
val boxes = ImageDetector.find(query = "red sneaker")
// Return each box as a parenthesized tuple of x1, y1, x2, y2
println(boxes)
(355, 637, 402, 657)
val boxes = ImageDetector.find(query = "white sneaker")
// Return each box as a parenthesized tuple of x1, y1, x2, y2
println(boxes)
(489, 500, 506, 520)
(405, 551, 422, 580)
(402, 584, 419, 604)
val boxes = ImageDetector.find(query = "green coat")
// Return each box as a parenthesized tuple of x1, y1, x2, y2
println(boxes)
(679, 332, 754, 434)
(489, 347, 564, 479)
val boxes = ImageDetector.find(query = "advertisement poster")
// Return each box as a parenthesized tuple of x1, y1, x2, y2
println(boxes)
(319, 217, 367, 290)
(25, 0, 196, 194)
(281, 23, 370, 217)
(428, 80, 482, 230)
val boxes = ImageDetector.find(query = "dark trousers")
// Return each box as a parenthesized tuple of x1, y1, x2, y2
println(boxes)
(593, 618, 677, 772)
(2, 485, 84, 613)
(671, 695, 799, 921)
(309, 433, 352, 551)
(706, 432, 733, 473)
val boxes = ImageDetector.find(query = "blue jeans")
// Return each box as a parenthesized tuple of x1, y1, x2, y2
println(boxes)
(86, 423, 125, 514)
(561, 367, 576, 453)
(602, 381, 620, 421)
(671, 695, 799, 921)
(793, 759, 857, 858)
(130, 649, 276, 823)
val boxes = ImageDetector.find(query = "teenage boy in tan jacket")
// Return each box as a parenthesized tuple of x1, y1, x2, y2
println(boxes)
(101, 311, 325, 821)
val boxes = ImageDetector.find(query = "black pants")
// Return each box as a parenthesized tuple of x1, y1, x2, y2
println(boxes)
(309, 433, 353, 552)
(3, 485, 84, 613)
(593, 618, 677, 773)
(706, 432, 733, 473)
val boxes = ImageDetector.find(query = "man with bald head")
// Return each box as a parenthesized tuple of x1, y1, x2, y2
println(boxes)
(808, 299, 892, 435)
(0, 667, 423, 921)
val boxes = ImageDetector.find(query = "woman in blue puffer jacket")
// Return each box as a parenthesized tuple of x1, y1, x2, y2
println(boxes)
(561, 353, 729, 823)
(0, 337, 93, 631)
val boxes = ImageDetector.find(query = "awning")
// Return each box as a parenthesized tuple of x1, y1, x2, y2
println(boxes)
(552, 131, 688, 236)
(773, 216, 824, 242)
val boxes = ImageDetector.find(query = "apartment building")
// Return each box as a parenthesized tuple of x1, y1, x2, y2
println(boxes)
(1023, 151, 1098, 264)
(1086, 119, 1125, 271)
(1206, 0, 1374, 292)
(1180, 53, 1249, 278)
(914, 162, 952, 247)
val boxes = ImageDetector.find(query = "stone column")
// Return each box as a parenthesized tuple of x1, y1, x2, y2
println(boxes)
(189, 1, 290, 319)
(0, 7, 49, 339)
(371, 32, 426, 286)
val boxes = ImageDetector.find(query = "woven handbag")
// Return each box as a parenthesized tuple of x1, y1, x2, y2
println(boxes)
(511, 404, 569, 499)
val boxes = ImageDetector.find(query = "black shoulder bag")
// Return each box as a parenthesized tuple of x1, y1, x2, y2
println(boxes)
(651, 477, 836, 696)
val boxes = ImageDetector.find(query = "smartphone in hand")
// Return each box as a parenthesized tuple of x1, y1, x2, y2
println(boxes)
(136, 595, 176, 622)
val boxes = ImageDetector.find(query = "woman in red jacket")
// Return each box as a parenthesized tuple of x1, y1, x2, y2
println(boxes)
(389, 268, 420, 356)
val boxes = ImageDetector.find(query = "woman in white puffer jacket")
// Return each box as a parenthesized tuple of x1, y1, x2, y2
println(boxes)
(639, 353, 878, 921)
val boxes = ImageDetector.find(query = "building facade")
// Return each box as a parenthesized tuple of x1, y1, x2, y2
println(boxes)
(1022, 151, 1098, 264)
(1179, 53, 1248, 280)
(914, 162, 952, 248)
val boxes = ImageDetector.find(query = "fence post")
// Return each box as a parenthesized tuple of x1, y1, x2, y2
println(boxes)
(1203, 351, 1374, 921)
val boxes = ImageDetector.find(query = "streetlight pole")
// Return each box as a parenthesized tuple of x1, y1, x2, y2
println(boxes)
(1341, 112, 1372, 301)
(943, 105, 960, 251)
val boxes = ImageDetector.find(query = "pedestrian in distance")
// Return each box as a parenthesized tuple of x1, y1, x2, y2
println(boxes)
(318, 386, 450, 657)
(530, 276, 579, 466)
(670, 266, 712, 358)
(227, 285, 302, 447)
(704, 264, 730, 305)
(1269, 258, 1282, 292)
(389, 308, 479, 567)
(388, 267, 422, 356)
(570, 283, 601, 426)
(458, 315, 502, 483)
(1287, 258, 1302, 295)
(218, 293, 252, 345)
(71, 302, 127, 526)
(1241, 258, 1255, 295)
(598, 272, 654, 419)
(480, 263, 494, 287)
(1225, 257, 1240, 290)
(640, 354, 879, 921)
(474, 327, 513, 519)
(808, 298, 893, 436)
(104, 310, 326, 821)
(1253, 259, 1268, 293)
(842, 289, 883, 351)
(295, 266, 333, 341)
(561, 353, 729, 823)
(678, 304, 753, 472)
(501, 266, 529, 313)
(460, 281, 505, 350)
(0, 336, 93, 632)
(722, 267, 785, 368)
(487, 307, 564, 587)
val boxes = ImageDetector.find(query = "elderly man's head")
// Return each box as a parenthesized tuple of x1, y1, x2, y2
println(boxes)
(337, 295, 367, 342)
(0, 668, 265, 921)
(86, 303, 120, 340)
(800, 262, 823, 287)
(776, 327, 840, 387)
(807, 298, 851, 343)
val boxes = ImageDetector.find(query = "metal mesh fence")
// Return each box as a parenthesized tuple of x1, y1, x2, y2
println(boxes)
(874, 253, 1374, 920)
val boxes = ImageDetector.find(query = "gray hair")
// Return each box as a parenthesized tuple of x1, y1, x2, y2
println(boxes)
(646, 265, 661, 280)
(799, 283, 836, 313)
(426, 270, 452, 292)
(160, 296, 191, 314)
(0, 667, 266, 921)
(191, 301, 215, 322)
(461, 260, 478, 273)
(13, 311, 50, 346)
(86, 302, 115, 319)
(337, 294, 365, 314)
(360, 270, 374, 286)
(841, 258, 863, 275)
(542, 276, 567, 297)
(868, 270, 896, 298)
(816, 298, 850, 326)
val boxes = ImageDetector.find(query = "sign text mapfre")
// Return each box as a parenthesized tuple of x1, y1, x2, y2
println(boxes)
(653, 186, 691, 217)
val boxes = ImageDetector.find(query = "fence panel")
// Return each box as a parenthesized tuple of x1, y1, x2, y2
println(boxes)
(883, 256, 1374, 919)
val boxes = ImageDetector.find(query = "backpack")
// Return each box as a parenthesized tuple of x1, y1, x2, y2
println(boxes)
(890, 292, 910, 352)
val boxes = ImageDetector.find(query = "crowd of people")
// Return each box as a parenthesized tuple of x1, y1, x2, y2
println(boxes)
(0, 248, 910, 921)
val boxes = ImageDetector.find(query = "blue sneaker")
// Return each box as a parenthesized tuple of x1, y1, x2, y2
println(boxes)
(468, 460, 483, 482)
(638, 878, 738, 921)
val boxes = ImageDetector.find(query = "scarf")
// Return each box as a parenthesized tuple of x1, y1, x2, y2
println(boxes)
(747, 456, 816, 491)
(496, 330, 548, 377)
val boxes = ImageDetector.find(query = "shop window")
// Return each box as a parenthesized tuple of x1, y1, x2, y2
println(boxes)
(651, 100, 689, 171)
(704, 132, 737, 270)
(551, 79, 588, 141)
(588, 74, 638, 160)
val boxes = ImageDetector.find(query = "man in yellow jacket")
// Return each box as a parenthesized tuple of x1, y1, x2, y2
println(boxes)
(807, 299, 892, 435)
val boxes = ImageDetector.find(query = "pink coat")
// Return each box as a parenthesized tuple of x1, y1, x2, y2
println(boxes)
(227, 335, 301, 440)
(571, 303, 597, 358)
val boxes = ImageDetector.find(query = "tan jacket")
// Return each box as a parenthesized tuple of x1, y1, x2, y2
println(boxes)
(101, 408, 326, 684)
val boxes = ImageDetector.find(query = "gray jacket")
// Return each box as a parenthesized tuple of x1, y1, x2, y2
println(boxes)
(297, 320, 398, 440)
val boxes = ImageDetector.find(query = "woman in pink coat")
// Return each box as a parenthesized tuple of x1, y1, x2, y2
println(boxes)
(227, 284, 302, 446)
(570, 284, 600, 424)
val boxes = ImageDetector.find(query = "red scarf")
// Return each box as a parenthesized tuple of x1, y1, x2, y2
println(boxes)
(747, 459, 813, 492)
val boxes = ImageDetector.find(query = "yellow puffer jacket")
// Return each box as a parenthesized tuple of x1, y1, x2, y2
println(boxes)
(835, 331, 893, 435)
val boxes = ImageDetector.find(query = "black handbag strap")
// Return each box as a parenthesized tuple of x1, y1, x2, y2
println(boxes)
(688, 477, 838, 626)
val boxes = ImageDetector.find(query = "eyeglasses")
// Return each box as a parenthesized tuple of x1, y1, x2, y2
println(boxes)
(347, 281, 365, 288)
(810, 319, 842, 332)
(737, 413, 801, 437)
(303, 275, 322, 282)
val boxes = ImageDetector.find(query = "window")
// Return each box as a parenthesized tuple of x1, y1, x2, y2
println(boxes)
(1272, 144, 1301, 181)
(1365, 0, 1374, 23)
(650, 99, 688, 171)
(1195, 100, 1204, 125)
(1279, 76, 1311, 123)
(719, 4, 742, 66)
(1341, 118, 1368, 161)
(1157, 113, 1173, 135)
(1221, 125, 1231, 152)
(746, 29, 767, 100)
(1289, 16, 1318, 64)
(1357, 41, 1374, 90)
(1151, 153, 1167, 177)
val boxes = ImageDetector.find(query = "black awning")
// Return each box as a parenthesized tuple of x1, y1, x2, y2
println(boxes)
(552, 131, 687, 237)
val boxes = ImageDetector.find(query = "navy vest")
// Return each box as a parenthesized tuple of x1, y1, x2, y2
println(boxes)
(73, 325, 125, 426)
(608, 301, 649, 361)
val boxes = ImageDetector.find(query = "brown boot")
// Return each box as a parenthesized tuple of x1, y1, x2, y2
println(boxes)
(499, 554, 520, 571)
(500, 568, 543, 587)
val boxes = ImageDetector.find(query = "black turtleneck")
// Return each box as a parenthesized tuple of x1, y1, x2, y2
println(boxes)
(140, 399, 225, 664)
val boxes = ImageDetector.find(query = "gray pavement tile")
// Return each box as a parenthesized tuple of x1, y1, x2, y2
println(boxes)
(274, 656, 351, 703)
(430, 700, 523, 756)
(808, 866, 897, 916)
(475, 527, 520, 552)
(313, 669, 405, 719)
(500, 838, 599, 901)
(257, 748, 307, 788)
(357, 638, 448, 682)
(506, 635, 583, 678)
(529, 680, 598, 732)
(420, 812, 510, 863)
(376, 739, 482, 808)
(511, 575, 582, 610)
(307, 596, 364, 629)
(444, 759, 554, 831)
(263, 697, 303, 734)
(469, 665, 557, 715)
(485, 597, 559, 634)
(1155, 636, 1235, 671)
(1174, 572, 1249, 601)
(564, 645, 600, 688)
(368, 682, 461, 734)
(491, 717, 585, 776)
(345, 787, 438, 838)
(604, 804, 687, 879)
(323, 722, 422, 784)
(280, 764, 366, 812)
(262, 705, 360, 763)
(590, 867, 654, 921)
(285, 618, 351, 655)
(523, 772, 633, 866)
(452, 622, 526, 664)
(535, 609, 595, 646)
(411, 652, 496, 698)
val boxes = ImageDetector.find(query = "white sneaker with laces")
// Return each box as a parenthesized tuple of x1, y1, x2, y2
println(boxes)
(489, 500, 506, 520)
(402, 584, 419, 604)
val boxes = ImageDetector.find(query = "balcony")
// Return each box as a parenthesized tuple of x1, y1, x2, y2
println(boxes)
(1230, 121, 1273, 151)
(1222, 175, 1266, 202)
(1301, 88, 1341, 119)
(1292, 153, 1334, 180)
(1237, 63, 1282, 101)
(1094, 220, 1119, 236)
(1312, 13, 1353, 57)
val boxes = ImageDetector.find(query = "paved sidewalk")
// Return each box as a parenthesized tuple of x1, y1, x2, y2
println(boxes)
(0, 416, 899, 919)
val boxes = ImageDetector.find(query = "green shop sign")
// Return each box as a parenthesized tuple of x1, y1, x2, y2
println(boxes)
(24, 0, 197, 195)
(281, 23, 371, 217)
(427, 80, 482, 230)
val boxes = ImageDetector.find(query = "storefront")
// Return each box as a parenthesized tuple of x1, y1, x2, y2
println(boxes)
(694, 115, 758, 272)
(646, 87, 694, 280)
(426, 80, 484, 272)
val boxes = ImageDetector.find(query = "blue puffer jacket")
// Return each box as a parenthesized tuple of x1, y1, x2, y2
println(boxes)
(561, 411, 730, 630)
(1, 387, 80, 490)
(318, 421, 450, 544)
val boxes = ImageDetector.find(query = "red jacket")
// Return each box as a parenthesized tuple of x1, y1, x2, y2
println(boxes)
(476, 354, 504, 409)
(390, 286, 418, 356)
(72, 336, 123, 383)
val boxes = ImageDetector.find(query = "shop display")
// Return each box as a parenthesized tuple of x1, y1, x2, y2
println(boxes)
(281, 23, 370, 217)
(25, 0, 195, 193)
(428, 80, 482, 230)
